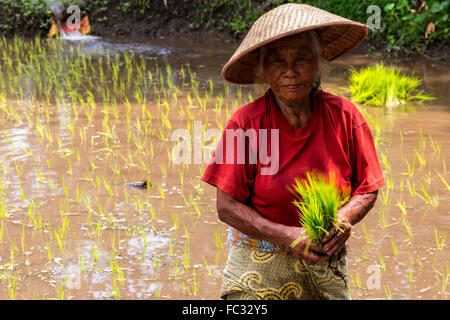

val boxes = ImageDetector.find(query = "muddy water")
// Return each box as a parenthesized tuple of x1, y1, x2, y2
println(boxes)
(0, 35, 448, 300)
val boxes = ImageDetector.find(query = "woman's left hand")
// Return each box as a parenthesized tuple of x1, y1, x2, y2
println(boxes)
(321, 213, 352, 258)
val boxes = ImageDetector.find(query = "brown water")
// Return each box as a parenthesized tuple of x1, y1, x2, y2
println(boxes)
(0, 35, 448, 300)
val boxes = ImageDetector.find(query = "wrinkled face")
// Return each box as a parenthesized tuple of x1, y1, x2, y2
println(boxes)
(263, 33, 319, 106)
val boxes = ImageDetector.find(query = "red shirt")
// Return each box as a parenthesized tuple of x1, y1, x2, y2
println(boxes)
(201, 89, 385, 227)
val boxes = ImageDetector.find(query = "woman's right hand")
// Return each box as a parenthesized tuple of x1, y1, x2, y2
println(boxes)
(282, 226, 329, 265)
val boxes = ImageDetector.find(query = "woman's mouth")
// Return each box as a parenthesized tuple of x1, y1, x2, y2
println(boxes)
(282, 84, 302, 90)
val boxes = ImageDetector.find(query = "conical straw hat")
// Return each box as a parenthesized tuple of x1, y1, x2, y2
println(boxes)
(222, 3, 368, 84)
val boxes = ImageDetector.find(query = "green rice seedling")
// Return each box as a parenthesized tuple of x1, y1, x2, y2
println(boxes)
(415, 149, 426, 167)
(160, 163, 167, 178)
(154, 251, 158, 272)
(191, 268, 199, 296)
(406, 179, 416, 199)
(397, 201, 412, 238)
(434, 226, 447, 250)
(177, 168, 185, 186)
(214, 227, 223, 249)
(46, 242, 52, 262)
(289, 172, 350, 245)
(398, 179, 404, 192)
(102, 178, 114, 197)
(7, 272, 18, 300)
(416, 254, 423, 270)
(396, 201, 407, 218)
(386, 175, 394, 191)
(391, 239, 398, 257)
(149, 205, 156, 220)
(418, 129, 426, 149)
(378, 209, 387, 229)
(348, 62, 435, 107)
(349, 273, 361, 289)
(402, 216, 413, 240)
(33, 289, 40, 300)
(423, 171, 432, 185)
(191, 199, 201, 216)
(157, 184, 165, 200)
(19, 225, 26, 253)
(428, 134, 441, 154)
(0, 202, 6, 220)
(183, 241, 190, 269)
(384, 284, 392, 300)
(360, 247, 368, 261)
(361, 222, 373, 244)
(380, 187, 390, 205)
(55, 231, 64, 252)
(402, 157, 416, 177)
(56, 282, 68, 300)
(171, 212, 179, 230)
(91, 242, 98, 262)
(0, 222, 4, 241)
(380, 150, 391, 173)
(378, 255, 386, 272)
(435, 171, 450, 192)
(415, 183, 439, 207)
(201, 257, 213, 279)
(435, 264, 449, 295)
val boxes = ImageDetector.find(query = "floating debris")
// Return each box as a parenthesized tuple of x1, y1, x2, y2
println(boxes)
(124, 181, 151, 189)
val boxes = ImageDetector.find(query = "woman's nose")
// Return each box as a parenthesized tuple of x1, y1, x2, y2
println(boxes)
(283, 61, 298, 77)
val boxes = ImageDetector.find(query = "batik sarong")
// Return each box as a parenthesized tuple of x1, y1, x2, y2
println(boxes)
(221, 227, 351, 300)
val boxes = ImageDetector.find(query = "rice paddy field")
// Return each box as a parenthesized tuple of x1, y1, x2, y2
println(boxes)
(0, 35, 448, 300)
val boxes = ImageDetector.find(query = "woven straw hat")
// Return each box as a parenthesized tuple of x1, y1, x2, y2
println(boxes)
(222, 3, 368, 84)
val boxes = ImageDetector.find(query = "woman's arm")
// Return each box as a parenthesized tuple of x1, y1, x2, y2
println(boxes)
(322, 190, 379, 257)
(217, 188, 329, 264)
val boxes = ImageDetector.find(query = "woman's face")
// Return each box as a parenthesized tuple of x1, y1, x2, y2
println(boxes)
(263, 33, 319, 106)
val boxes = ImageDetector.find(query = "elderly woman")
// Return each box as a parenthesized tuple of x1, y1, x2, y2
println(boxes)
(201, 4, 384, 300)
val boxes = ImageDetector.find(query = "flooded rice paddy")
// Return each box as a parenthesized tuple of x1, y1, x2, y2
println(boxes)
(0, 35, 448, 300)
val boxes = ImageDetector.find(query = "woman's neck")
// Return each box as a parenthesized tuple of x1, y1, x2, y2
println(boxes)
(274, 93, 313, 130)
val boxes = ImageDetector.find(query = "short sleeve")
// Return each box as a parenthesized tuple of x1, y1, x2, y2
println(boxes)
(350, 123, 385, 195)
(201, 120, 258, 203)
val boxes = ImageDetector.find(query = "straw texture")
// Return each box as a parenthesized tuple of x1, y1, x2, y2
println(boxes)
(222, 3, 368, 84)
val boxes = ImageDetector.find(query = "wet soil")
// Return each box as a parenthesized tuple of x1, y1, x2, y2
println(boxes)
(0, 35, 448, 300)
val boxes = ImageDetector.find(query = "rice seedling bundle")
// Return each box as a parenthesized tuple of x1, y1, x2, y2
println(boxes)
(289, 172, 350, 245)
(348, 62, 435, 107)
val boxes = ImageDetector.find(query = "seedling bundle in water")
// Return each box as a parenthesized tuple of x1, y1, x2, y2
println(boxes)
(289, 172, 350, 245)
(348, 62, 435, 107)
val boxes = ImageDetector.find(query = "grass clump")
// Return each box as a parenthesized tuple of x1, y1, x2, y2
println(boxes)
(348, 62, 435, 107)
(289, 172, 350, 245)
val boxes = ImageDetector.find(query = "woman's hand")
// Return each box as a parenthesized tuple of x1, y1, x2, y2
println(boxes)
(320, 191, 379, 258)
(321, 213, 352, 257)
(282, 227, 329, 265)
(217, 189, 328, 265)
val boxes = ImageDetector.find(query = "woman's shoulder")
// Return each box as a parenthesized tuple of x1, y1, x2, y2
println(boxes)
(228, 94, 268, 129)
(319, 90, 367, 127)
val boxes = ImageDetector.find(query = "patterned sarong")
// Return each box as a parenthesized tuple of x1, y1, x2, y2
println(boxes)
(221, 227, 351, 300)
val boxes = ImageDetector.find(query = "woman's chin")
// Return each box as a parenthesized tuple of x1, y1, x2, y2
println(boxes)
(279, 95, 308, 106)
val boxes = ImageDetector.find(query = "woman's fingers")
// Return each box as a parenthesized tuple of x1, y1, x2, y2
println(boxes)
(306, 250, 328, 265)
(323, 228, 351, 256)
(322, 226, 338, 244)
(324, 235, 346, 257)
(308, 241, 326, 254)
(323, 232, 340, 253)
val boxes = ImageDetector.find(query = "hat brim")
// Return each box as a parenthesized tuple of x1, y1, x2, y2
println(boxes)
(221, 5, 368, 85)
